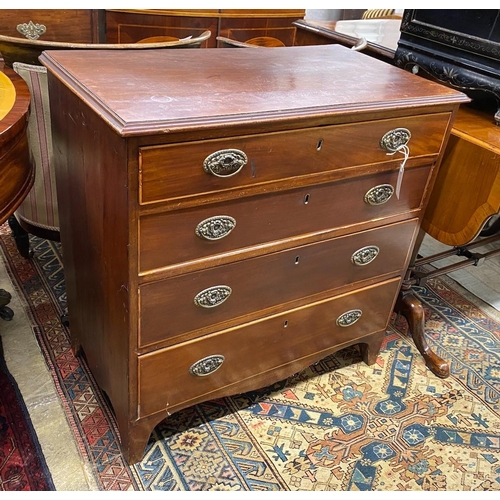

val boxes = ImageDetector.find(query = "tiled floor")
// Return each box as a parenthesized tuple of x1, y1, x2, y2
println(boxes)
(0, 231, 499, 490)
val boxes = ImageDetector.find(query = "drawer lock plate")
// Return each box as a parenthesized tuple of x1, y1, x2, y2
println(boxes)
(190, 355, 225, 376)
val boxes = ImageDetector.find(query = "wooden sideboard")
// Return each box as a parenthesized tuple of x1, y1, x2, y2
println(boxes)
(0, 9, 103, 43)
(0, 9, 304, 48)
(40, 44, 466, 463)
(105, 9, 305, 47)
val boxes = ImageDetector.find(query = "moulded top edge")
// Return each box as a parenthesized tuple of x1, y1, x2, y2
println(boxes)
(39, 45, 468, 137)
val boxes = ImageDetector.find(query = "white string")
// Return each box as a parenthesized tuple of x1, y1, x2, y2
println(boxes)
(386, 145, 410, 199)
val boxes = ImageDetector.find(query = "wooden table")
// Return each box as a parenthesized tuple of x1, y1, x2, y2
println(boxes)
(0, 63, 32, 320)
(422, 105, 500, 246)
(294, 18, 401, 62)
(295, 16, 500, 379)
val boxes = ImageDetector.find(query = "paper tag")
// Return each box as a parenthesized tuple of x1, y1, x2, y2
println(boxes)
(387, 145, 409, 200)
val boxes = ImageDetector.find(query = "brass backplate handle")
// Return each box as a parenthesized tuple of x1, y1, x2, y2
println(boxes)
(351, 245, 380, 266)
(16, 21, 47, 40)
(336, 309, 362, 327)
(203, 149, 248, 177)
(364, 184, 394, 206)
(194, 285, 232, 308)
(189, 355, 225, 376)
(195, 215, 236, 240)
(380, 128, 411, 152)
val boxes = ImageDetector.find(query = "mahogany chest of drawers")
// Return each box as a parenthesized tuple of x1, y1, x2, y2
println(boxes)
(40, 45, 467, 463)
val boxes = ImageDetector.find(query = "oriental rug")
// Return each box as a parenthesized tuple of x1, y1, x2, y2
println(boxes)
(0, 222, 499, 491)
(0, 336, 54, 491)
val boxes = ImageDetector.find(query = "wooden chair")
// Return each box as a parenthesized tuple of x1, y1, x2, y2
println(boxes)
(0, 31, 211, 257)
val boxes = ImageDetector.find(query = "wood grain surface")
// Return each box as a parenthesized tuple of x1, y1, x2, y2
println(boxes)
(0, 64, 32, 225)
(40, 45, 468, 136)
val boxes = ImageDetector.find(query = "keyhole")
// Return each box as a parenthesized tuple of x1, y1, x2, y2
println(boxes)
(284, 320, 289, 328)
(317, 139, 323, 151)
(295, 256, 300, 265)
(304, 194, 310, 205)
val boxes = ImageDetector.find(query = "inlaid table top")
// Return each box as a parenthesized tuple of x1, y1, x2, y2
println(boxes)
(0, 63, 32, 226)
(0, 70, 16, 121)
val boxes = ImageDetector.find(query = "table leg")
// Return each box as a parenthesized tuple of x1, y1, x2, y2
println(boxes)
(395, 289, 449, 378)
(0, 288, 14, 321)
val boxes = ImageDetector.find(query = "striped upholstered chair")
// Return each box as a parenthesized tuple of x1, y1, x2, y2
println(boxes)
(9, 62, 56, 257)
(361, 9, 399, 19)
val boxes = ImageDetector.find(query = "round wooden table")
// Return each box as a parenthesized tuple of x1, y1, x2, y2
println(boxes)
(0, 62, 32, 320)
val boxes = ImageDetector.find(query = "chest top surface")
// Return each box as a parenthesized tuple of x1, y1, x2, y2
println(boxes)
(39, 44, 467, 136)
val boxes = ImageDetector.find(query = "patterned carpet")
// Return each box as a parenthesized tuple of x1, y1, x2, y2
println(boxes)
(0, 336, 54, 491)
(0, 222, 499, 491)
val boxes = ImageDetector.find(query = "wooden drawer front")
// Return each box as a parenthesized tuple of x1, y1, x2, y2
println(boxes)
(139, 164, 431, 272)
(139, 218, 417, 348)
(0, 10, 97, 42)
(139, 113, 449, 204)
(138, 278, 400, 417)
(105, 10, 218, 45)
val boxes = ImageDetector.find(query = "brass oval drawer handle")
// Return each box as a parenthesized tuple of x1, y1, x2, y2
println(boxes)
(16, 21, 46, 40)
(351, 245, 380, 266)
(203, 149, 248, 177)
(380, 128, 411, 152)
(195, 215, 236, 240)
(194, 285, 232, 308)
(364, 184, 394, 205)
(190, 355, 225, 376)
(336, 309, 362, 327)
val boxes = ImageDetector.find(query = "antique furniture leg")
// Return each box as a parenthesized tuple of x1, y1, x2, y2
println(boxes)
(359, 330, 385, 365)
(395, 282, 449, 379)
(393, 226, 450, 379)
(0, 289, 14, 321)
(8, 215, 31, 259)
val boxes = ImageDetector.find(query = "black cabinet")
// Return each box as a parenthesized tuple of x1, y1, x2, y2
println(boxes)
(395, 9, 500, 124)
